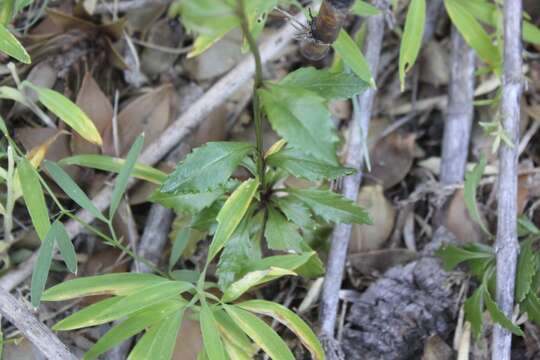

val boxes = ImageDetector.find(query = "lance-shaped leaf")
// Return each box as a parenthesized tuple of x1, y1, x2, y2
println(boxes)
(259, 84, 339, 165)
(267, 147, 354, 181)
(483, 285, 523, 336)
(516, 239, 536, 303)
(465, 286, 484, 338)
(332, 30, 374, 86)
(161, 142, 253, 193)
(54, 221, 77, 274)
(222, 267, 296, 303)
(0, 23, 30, 63)
(30, 222, 57, 307)
(223, 305, 295, 360)
(399, 0, 425, 90)
(288, 188, 371, 225)
(280, 67, 368, 100)
(464, 155, 491, 236)
(44, 160, 107, 222)
(238, 300, 324, 360)
(127, 307, 185, 360)
(200, 301, 227, 360)
(18, 157, 50, 241)
(24, 82, 102, 145)
(208, 178, 259, 262)
(42, 273, 169, 301)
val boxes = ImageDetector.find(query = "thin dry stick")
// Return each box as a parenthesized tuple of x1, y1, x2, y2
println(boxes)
(0, 287, 77, 360)
(0, 14, 304, 290)
(440, 27, 475, 186)
(492, 0, 523, 358)
(319, 0, 389, 342)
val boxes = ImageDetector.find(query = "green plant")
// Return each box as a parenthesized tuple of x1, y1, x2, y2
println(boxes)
(31, 0, 375, 359)
(436, 159, 540, 339)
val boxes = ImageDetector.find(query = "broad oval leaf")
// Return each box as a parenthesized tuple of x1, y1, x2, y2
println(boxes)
(109, 134, 144, 218)
(161, 142, 253, 193)
(238, 300, 324, 360)
(288, 188, 372, 225)
(223, 305, 295, 360)
(399, 0, 425, 90)
(42, 273, 169, 301)
(59, 154, 167, 184)
(44, 160, 107, 222)
(18, 157, 50, 241)
(127, 307, 185, 360)
(84, 300, 185, 360)
(200, 301, 227, 360)
(0, 23, 30, 63)
(24, 82, 102, 145)
(332, 30, 374, 86)
(208, 178, 259, 262)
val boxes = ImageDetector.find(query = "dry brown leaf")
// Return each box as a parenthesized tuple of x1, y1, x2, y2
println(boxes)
(349, 248, 417, 275)
(368, 132, 416, 189)
(172, 310, 203, 360)
(350, 185, 395, 253)
(103, 84, 173, 156)
(443, 189, 485, 244)
(419, 41, 449, 87)
(141, 19, 183, 76)
(421, 335, 454, 360)
(72, 72, 113, 154)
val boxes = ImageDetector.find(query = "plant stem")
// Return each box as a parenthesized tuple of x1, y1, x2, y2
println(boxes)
(492, 0, 523, 358)
(237, 0, 266, 189)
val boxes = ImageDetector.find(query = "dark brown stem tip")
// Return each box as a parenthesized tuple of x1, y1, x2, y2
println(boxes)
(327, 0, 355, 10)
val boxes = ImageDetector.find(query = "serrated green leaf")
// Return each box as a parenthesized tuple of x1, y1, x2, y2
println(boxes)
(222, 267, 296, 303)
(464, 155, 491, 236)
(273, 196, 315, 230)
(332, 30, 374, 86)
(127, 307, 185, 360)
(259, 84, 339, 166)
(208, 178, 259, 262)
(109, 134, 144, 218)
(464, 286, 484, 338)
(238, 300, 324, 360)
(161, 142, 253, 193)
(53, 221, 77, 274)
(42, 273, 169, 301)
(483, 286, 523, 336)
(59, 155, 166, 184)
(44, 160, 107, 222)
(200, 301, 227, 360)
(399, 0, 425, 90)
(0, 23, 30, 63)
(288, 188, 371, 224)
(18, 157, 50, 241)
(435, 244, 493, 271)
(26, 83, 102, 144)
(280, 67, 368, 100)
(351, 0, 380, 16)
(150, 188, 224, 214)
(522, 292, 540, 326)
(515, 239, 536, 303)
(444, 0, 501, 71)
(223, 305, 295, 360)
(53, 297, 123, 331)
(267, 147, 354, 181)
(84, 300, 184, 360)
(264, 206, 303, 252)
(30, 221, 56, 307)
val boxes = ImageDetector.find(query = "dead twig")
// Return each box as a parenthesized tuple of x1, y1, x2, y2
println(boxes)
(0, 287, 77, 360)
(492, 0, 523, 358)
(319, 0, 390, 345)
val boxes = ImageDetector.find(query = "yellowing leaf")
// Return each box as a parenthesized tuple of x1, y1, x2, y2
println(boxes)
(0, 23, 30, 63)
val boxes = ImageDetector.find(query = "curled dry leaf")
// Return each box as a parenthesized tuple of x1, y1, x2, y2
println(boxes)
(421, 335, 454, 360)
(72, 72, 113, 155)
(443, 189, 485, 244)
(103, 84, 173, 156)
(350, 185, 395, 253)
(367, 132, 417, 189)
